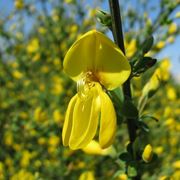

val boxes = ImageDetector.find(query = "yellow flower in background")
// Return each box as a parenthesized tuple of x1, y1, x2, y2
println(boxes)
(82, 140, 114, 156)
(38, 27, 47, 34)
(32, 53, 41, 62)
(65, 0, 73, 4)
(20, 150, 33, 168)
(10, 169, 35, 180)
(34, 107, 47, 122)
(79, 171, 95, 180)
(12, 70, 23, 79)
(118, 174, 128, 180)
(38, 137, 46, 145)
(154, 146, 164, 155)
(48, 135, 60, 147)
(167, 36, 175, 44)
(124, 39, 137, 58)
(62, 30, 131, 150)
(168, 23, 177, 34)
(70, 25, 78, 33)
(0, 162, 4, 179)
(53, 109, 63, 124)
(156, 41, 165, 49)
(159, 176, 170, 180)
(173, 160, 180, 169)
(4, 131, 13, 146)
(142, 144, 153, 163)
(164, 118, 175, 129)
(175, 12, 180, 18)
(27, 38, 39, 54)
(166, 86, 177, 101)
(14, 0, 24, 10)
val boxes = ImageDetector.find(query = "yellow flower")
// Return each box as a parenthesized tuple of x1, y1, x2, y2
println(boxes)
(172, 171, 180, 180)
(34, 107, 47, 122)
(14, 0, 24, 10)
(27, 38, 39, 53)
(142, 144, 153, 163)
(38, 27, 47, 34)
(48, 135, 60, 147)
(4, 131, 13, 146)
(79, 171, 95, 180)
(156, 41, 165, 49)
(167, 36, 175, 43)
(82, 140, 114, 156)
(166, 86, 176, 101)
(154, 146, 164, 155)
(173, 161, 180, 169)
(0, 162, 4, 179)
(164, 118, 175, 129)
(10, 169, 35, 180)
(62, 30, 131, 150)
(175, 12, 180, 18)
(20, 150, 32, 168)
(124, 39, 137, 58)
(168, 23, 177, 34)
(65, 0, 73, 4)
(118, 174, 128, 180)
(38, 137, 46, 145)
(12, 70, 23, 79)
(53, 109, 63, 124)
(159, 176, 170, 180)
(32, 53, 41, 62)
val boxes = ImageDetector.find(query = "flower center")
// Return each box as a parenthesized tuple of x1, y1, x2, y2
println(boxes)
(77, 71, 98, 98)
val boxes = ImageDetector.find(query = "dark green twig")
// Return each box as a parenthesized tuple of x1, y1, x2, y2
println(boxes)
(109, 0, 137, 143)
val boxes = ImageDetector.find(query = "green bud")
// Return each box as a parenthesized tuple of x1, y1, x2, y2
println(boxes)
(96, 10, 112, 28)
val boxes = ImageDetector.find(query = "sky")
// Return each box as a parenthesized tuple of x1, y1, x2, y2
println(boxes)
(0, 0, 179, 80)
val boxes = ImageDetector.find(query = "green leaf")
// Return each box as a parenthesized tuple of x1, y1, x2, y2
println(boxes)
(142, 36, 154, 54)
(133, 57, 157, 75)
(127, 163, 138, 177)
(121, 99, 138, 118)
(96, 10, 112, 28)
(140, 114, 159, 122)
(109, 88, 124, 125)
(119, 152, 132, 162)
(113, 170, 126, 178)
(138, 121, 150, 133)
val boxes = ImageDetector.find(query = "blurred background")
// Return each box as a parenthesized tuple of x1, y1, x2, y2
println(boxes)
(0, 0, 179, 179)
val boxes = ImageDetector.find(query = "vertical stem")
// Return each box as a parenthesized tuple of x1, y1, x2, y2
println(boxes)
(109, 0, 137, 143)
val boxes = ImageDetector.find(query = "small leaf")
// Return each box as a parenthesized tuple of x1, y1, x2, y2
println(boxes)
(142, 36, 154, 54)
(96, 10, 112, 28)
(119, 152, 132, 162)
(138, 121, 150, 133)
(127, 163, 138, 177)
(141, 114, 159, 122)
(121, 99, 138, 118)
(113, 170, 126, 178)
(133, 57, 157, 74)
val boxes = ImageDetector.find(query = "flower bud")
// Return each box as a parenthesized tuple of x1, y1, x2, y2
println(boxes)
(142, 144, 153, 163)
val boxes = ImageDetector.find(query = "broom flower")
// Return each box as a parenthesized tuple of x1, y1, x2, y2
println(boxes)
(62, 30, 131, 150)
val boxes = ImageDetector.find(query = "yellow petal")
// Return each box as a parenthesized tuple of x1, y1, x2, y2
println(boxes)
(69, 83, 101, 150)
(99, 89, 117, 148)
(63, 30, 95, 80)
(63, 30, 131, 90)
(94, 31, 131, 90)
(62, 94, 78, 146)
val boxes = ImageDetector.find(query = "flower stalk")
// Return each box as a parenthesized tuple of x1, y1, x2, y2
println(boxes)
(108, 0, 137, 146)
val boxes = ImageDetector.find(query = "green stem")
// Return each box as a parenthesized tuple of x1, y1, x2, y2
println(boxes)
(108, 0, 137, 143)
